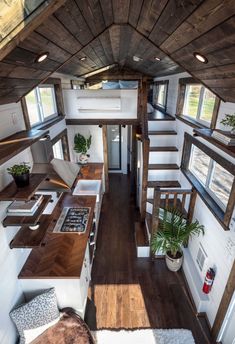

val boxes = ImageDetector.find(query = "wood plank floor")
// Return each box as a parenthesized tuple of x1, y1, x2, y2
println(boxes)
(86, 174, 212, 344)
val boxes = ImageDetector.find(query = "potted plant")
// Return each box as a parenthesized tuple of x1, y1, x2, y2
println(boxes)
(151, 208, 204, 272)
(221, 114, 235, 134)
(74, 133, 92, 165)
(7, 163, 30, 187)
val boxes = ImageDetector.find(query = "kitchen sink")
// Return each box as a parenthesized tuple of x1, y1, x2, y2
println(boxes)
(73, 179, 101, 199)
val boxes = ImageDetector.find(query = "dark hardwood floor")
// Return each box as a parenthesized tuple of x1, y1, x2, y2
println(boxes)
(86, 174, 212, 344)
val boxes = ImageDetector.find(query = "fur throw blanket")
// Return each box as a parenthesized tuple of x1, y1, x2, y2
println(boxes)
(31, 308, 95, 344)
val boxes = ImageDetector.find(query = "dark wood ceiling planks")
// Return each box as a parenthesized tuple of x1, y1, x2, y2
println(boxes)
(1, 0, 235, 104)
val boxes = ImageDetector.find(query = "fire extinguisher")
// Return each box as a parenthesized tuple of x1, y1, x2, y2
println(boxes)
(202, 268, 215, 294)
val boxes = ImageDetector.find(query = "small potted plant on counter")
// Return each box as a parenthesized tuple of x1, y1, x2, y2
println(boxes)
(221, 114, 235, 134)
(74, 133, 92, 165)
(7, 163, 31, 187)
(151, 208, 204, 272)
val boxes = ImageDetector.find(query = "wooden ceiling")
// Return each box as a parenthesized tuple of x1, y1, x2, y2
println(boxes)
(1, 0, 235, 104)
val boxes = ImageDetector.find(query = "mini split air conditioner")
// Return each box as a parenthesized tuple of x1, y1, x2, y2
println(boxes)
(77, 97, 121, 111)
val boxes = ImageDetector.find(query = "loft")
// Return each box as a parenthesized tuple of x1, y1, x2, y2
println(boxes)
(0, 1, 235, 344)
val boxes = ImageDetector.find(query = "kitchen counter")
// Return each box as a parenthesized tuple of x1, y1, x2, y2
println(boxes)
(18, 163, 103, 279)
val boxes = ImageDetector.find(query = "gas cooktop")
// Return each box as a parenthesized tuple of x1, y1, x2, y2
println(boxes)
(53, 207, 90, 233)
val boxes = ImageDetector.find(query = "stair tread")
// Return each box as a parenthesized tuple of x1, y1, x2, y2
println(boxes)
(147, 180, 181, 188)
(148, 111, 175, 121)
(148, 130, 177, 135)
(135, 222, 149, 247)
(149, 146, 178, 152)
(148, 164, 179, 170)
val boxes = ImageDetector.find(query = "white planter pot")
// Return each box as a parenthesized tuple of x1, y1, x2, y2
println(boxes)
(79, 153, 89, 165)
(165, 252, 183, 272)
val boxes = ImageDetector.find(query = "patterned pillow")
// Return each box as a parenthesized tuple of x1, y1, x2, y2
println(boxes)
(10, 288, 60, 344)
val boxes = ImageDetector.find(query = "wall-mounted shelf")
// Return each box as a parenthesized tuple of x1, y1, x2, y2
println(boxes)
(0, 173, 47, 201)
(0, 128, 49, 166)
(9, 215, 51, 249)
(3, 195, 51, 227)
(194, 128, 235, 158)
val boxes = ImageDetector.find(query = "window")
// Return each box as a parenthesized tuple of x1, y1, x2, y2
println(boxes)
(153, 81, 168, 109)
(189, 144, 234, 210)
(182, 83, 216, 125)
(52, 139, 64, 160)
(25, 85, 57, 126)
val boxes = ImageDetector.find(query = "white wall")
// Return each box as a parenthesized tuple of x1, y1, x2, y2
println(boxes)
(155, 72, 235, 326)
(0, 103, 33, 344)
(67, 125, 103, 163)
(63, 89, 138, 119)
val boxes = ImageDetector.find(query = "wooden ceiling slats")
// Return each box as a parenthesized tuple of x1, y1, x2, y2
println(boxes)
(136, 0, 168, 37)
(128, 0, 144, 28)
(160, 0, 235, 54)
(149, 0, 204, 46)
(0, 62, 50, 80)
(54, 1, 94, 46)
(36, 15, 82, 54)
(112, 0, 131, 24)
(99, 0, 114, 27)
(1, 0, 235, 104)
(74, 0, 106, 36)
(3, 47, 61, 72)
(18, 31, 71, 63)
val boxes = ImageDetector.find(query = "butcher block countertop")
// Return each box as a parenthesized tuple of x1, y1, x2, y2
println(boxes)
(18, 163, 103, 279)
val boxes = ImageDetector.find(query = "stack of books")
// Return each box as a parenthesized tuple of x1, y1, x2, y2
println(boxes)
(212, 130, 235, 146)
(7, 195, 43, 216)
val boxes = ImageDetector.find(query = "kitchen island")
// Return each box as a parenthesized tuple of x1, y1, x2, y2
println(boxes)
(18, 163, 103, 317)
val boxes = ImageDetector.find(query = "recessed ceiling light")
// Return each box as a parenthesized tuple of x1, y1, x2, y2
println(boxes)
(36, 52, 49, 63)
(193, 52, 208, 64)
(154, 56, 161, 61)
(79, 57, 86, 61)
(133, 56, 143, 62)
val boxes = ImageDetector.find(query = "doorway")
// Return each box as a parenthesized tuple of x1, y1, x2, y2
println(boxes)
(107, 125, 122, 171)
(218, 291, 235, 344)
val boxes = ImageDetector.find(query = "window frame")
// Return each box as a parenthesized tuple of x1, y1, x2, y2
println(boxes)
(176, 77, 220, 129)
(22, 78, 64, 130)
(153, 80, 169, 111)
(51, 129, 70, 161)
(181, 133, 235, 229)
(189, 145, 232, 211)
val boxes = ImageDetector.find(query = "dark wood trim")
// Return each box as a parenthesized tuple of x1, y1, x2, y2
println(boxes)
(66, 118, 139, 125)
(212, 260, 235, 340)
(176, 114, 208, 129)
(141, 138, 150, 220)
(21, 78, 64, 129)
(210, 98, 221, 130)
(176, 77, 220, 128)
(51, 128, 70, 161)
(0, 0, 66, 60)
(193, 128, 235, 159)
(33, 115, 65, 130)
(224, 179, 235, 227)
(20, 98, 31, 130)
(181, 133, 235, 230)
(0, 128, 49, 167)
(187, 188, 197, 223)
(183, 133, 235, 175)
(102, 125, 109, 193)
(153, 80, 169, 111)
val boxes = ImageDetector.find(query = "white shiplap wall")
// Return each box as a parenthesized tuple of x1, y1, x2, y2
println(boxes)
(0, 102, 34, 344)
(154, 72, 235, 326)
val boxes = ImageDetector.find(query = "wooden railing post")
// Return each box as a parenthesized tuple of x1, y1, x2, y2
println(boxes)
(141, 137, 150, 220)
(150, 187, 161, 259)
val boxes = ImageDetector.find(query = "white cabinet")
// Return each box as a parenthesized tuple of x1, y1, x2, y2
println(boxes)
(20, 244, 91, 319)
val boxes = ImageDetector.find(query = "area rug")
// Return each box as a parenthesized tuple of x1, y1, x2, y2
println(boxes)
(92, 329, 195, 344)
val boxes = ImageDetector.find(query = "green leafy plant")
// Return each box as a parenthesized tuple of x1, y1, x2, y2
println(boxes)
(74, 133, 92, 155)
(220, 114, 235, 131)
(7, 163, 30, 176)
(151, 208, 204, 258)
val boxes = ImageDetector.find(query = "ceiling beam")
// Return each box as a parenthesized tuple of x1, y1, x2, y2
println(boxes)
(0, 0, 66, 61)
